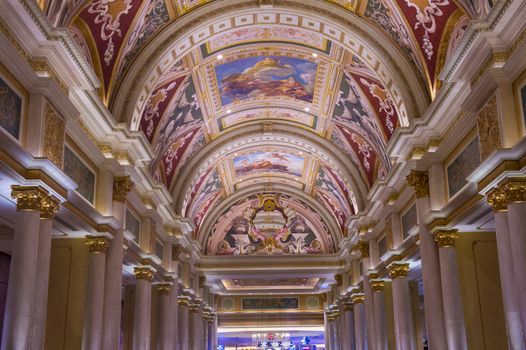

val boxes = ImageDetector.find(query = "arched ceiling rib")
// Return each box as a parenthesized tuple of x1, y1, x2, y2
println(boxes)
(54, 0, 475, 255)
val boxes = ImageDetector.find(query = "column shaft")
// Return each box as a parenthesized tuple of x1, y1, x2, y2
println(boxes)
(493, 210, 525, 349)
(372, 287, 388, 350)
(1, 209, 41, 350)
(436, 231, 468, 350)
(392, 276, 416, 350)
(178, 300, 189, 350)
(157, 285, 172, 350)
(353, 302, 367, 350)
(415, 197, 447, 349)
(132, 278, 152, 350)
(170, 285, 179, 349)
(344, 308, 356, 349)
(82, 238, 107, 350)
(102, 202, 125, 349)
(30, 217, 53, 350)
(507, 201, 526, 339)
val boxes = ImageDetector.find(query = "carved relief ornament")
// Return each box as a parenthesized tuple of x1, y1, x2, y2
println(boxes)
(43, 102, 65, 168)
(370, 279, 386, 292)
(477, 94, 501, 161)
(113, 176, 134, 203)
(406, 170, 430, 198)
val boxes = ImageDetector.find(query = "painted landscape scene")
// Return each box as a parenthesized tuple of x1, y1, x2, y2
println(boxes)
(215, 56, 317, 105)
(233, 151, 304, 177)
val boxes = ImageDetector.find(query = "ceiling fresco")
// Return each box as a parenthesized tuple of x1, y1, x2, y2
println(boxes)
(50, 0, 487, 253)
(206, 194, 335, 256)
(215, 56, 317, 105)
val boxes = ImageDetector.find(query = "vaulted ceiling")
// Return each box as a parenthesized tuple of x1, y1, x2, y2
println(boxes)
(44, 0, 479, 255)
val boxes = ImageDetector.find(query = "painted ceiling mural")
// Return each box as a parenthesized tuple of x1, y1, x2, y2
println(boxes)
(62, 0, 476, 102)
(52, 0, 486, 253)
(206, 194, 334, 256)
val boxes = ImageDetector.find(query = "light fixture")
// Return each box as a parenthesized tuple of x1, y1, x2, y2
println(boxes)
(304, 107, 310, 112)
(312, 53, 318, 58)
(227, 109, 232, 113)
(217, 54, 223, 60)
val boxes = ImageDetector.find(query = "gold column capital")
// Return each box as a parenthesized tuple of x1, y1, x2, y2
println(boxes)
(189, 303, 201, 314)
(85, 236, 109, 253)
(11, 185, 48, 212)
(157, 283, 172, 295)
(134, 267, 155, 281)
(113, 176, 134, 203)
(40, 193, 60, 219)
(500, 178, 526, 203)
(370, 279, 386, 292)
(434, 229, 459, 248)
(406, 170, 430, 198)
(388, 262, 409, 279)
(351, 293, 365, 304)
(177, 296, 190, 307)
(486, 187, 507, 211)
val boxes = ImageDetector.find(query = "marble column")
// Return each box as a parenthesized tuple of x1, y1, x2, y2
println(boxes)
(178, 296, 190, 350)
(132, 267, 154, 350)
(102, 177, 134, 350)
(487, 188, 525, 349)
(352, 293, 367, 350)
(213, 313, 218, 350)
(388, 262, 416, 350)
(371, 280, 388, 350)
(501, 179, 526, 340)
(189, 301, 202, 350)
(324, 310, 330, 349)
(326, 311, 334, 350)
(157, 284, 172, 350)
(82, 236, 109, 350)
(205, 313, 213, 350)
(435, 230, 468, 350)
(30, 193, 59, 350)
(1, 186, 52, 350)
(406, 171, 447, 349)
(170, 282, 180, 349)
(343, 300, 356, 349)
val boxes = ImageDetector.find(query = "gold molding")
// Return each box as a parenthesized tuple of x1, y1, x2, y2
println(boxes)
(85, 236, 109, 253)
(434, 230, 459, 248)
(388, 262, 409, 279)
(406, 170, 429, 198)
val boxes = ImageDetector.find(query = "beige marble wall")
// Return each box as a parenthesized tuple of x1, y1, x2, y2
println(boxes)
(456, 232, 507, 350)
(45, 238, 88, 350)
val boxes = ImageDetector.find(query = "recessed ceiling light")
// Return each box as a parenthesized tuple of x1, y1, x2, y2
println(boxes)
(217, 54, 223, 60)
(312, 53, 318, 58)
(304, 107, 310, 112)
